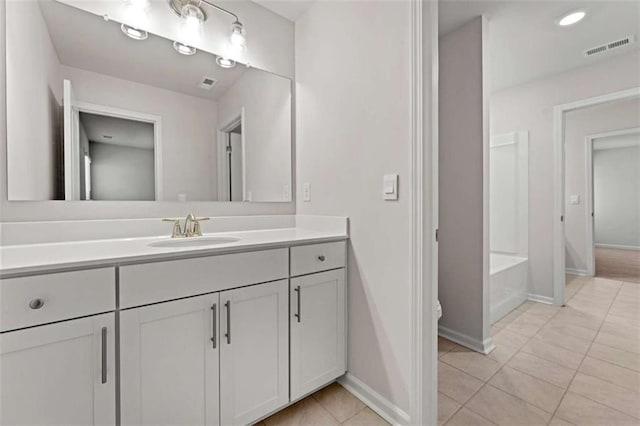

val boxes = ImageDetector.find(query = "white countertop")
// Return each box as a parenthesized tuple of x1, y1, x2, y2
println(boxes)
(0, 228, 348, 278)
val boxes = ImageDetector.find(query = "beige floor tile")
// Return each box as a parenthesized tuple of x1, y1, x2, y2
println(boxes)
(541, 321, 598, 341)
(535, 328, 592, 354)
(553, 310, 604, 331)
(548, 416, 575, 426)
(438, 361, 484, 404)
(488, 366, 565, 413)
(491, 329, 530, 350)
(520, 337, 584, 370)
(579, 356, 640, 391)
(507, 352, 576, 388)
(465, 385, 551, 425)
(595, 330, 640, 354)
(603, 314, 640, 331)
(312, 383, 365, 423)
(486, 342, 519, 365)
(438, 393, 461, 426)
(588, 342, 640, 372)
(502, 321, 543, 338)
(439, 337, 466, 358)
(445, 408, 496, 426)
(555, 392, 639, 426)
(569, 373, 640, 419)
(440, 350, 502, 381)
(511, 312, 550, 328)
(342, 407, 389, 426)
(264, 397, 340, 426)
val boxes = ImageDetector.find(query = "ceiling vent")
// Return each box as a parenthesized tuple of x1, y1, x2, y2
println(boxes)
(584, 35, 635, 57)
(199, 77, 217, 90)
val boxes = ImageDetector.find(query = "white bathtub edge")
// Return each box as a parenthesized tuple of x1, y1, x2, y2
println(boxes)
(438, 325, 496, 355)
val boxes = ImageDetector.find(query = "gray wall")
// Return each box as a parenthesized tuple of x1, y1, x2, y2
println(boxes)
(438, 17, 489, 347)
(89, 142, 155, 201)
(594, 145, 640, 249)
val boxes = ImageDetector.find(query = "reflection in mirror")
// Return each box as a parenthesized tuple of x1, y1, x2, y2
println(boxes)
(6, 0, 292, 202)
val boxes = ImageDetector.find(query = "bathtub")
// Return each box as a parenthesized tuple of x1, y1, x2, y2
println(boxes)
(490, 253, 528, 324)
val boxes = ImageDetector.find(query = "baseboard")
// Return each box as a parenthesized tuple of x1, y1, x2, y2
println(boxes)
(595, 243, 640, 251)
(438, 325, 495, 355)
(526, 293, 554, 305)
(338, 373, 410, 426)
(565, 268, 590, 276)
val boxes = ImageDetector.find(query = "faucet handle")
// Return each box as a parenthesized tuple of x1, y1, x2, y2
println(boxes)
(192, 217, 210, 237)
(162, 218, 183, 238)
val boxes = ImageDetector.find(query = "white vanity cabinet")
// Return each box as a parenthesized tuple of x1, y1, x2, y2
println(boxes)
(0, 313, 116, 426)
(220, 280, 289, 425)
(120, 294, 221, 426)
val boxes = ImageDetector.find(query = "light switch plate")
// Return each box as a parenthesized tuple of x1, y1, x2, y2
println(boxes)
(569, 195, 580, 205)
(303, 183, 311, 202)
(383, 174, 398, 201)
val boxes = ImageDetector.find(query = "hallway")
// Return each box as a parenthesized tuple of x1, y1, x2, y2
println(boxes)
(438, 275, 640, 425)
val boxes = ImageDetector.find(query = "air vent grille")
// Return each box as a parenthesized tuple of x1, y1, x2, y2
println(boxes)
(199, 77, 217, 90)
(584, 35, 635, 57)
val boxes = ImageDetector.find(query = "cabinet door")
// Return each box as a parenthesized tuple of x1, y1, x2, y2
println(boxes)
(0, 313, 115, 425)
(291, 269, 346, 400)
(120, 294, 220, 426)
(220, 280, 289, 426)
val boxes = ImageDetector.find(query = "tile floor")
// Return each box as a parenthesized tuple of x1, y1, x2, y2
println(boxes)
(439, 275, 640, 425)
(259, 382, 390, 426)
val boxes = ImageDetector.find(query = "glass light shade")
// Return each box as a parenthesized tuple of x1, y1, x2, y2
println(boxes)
(180, 4, 204, 43)
(173, 41, 197, 56)
(216, 56, 236, 68)
(121, 23, 148, 40)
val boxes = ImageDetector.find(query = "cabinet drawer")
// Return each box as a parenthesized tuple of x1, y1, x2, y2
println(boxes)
(290, 241, 346, 277)
(0, 268, 115, 332)
(119, 249, 288, 309)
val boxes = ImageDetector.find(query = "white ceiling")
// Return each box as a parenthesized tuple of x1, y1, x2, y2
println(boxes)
(439, 0, 640, 91)
(39, 0, 247, 101)
(80, 112, 155, 150)
(251, 0, 315, 22)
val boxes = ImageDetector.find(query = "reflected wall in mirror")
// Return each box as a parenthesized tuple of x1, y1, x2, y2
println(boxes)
(6, 0, 292, 202)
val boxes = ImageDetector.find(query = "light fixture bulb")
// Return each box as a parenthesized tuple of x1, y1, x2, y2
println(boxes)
(557, 10, 586, 26)
(173, 41, 197, 56)
(216, 56, 236, 69)
(121, 23, 148, 40)
(124, 0, 150, 28)
(180, 4, 205, 43)
(229, 21, 246, 49)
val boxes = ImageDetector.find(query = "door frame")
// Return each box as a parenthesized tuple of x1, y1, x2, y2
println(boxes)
(585, 126, 640, 276)
(552, 86, 640, 305)
(74, 101, 163, 201)
(216, 108, 246, 202)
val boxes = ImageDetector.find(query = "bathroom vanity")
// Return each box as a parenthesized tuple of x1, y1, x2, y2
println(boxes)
(0, 228, 348, 425)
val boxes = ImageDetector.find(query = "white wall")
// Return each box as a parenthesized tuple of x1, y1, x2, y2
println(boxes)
(295, 0, 413, 414)
(218, 69, 291, 202)
(89, 142, 155, 201)
(564, 98, 640, 271)
(62, 65, 219, 202)
(594, 144, 640, 249)
(6, 0, 62, 200)
(0, 0, 294, 221)
(439, 17, 490, 349)
(491, 50, 640, 298)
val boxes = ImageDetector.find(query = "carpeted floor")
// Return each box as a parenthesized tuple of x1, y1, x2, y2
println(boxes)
(595, 247, 640, 283)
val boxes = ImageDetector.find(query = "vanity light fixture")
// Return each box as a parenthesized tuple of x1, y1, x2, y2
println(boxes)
(173, 41, 197, 55)
(121, 23, 148, 40)
(168, 0, 247, 52)
(557, 10, 586, 26)
(216, 56, 236, 68)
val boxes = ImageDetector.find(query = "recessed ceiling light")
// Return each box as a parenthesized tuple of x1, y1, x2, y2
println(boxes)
(121, 23, 148, 40)
(173, 41, 197, 56)
(557, 10, 586, 27)
(216, 56, 236, 69)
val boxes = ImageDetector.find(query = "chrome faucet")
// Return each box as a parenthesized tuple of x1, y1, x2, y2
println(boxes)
(162, 214, 210, 238)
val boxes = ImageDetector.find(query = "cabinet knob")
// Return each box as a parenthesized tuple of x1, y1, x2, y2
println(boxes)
(29, 298, 44, 310)
(317, 255, 326, 262)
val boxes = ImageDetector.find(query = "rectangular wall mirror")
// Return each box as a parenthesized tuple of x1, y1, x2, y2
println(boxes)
(6, 0, 292, 202)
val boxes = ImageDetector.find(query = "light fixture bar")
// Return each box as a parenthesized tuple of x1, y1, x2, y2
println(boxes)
(198, 0, 241, 24)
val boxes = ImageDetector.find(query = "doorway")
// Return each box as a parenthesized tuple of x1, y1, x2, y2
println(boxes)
(217, 111, 245, 202)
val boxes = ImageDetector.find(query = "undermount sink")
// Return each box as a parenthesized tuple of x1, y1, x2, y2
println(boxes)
(149, 236, 240, 248)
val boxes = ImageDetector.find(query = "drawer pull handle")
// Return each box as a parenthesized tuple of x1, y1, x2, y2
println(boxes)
(318, 255, 326, 262)
(101, 326, 107, 384)
(294, 286, 301, 323)
(29, 298, 44, 310)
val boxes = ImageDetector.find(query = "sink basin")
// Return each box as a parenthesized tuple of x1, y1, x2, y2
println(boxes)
(149, 237, 240, 248)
